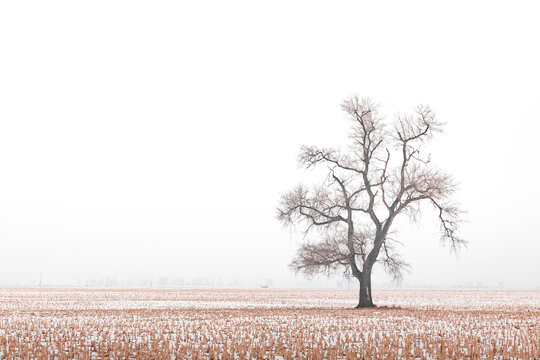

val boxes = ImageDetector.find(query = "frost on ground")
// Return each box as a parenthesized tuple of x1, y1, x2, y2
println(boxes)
(0, 288, 538, 359)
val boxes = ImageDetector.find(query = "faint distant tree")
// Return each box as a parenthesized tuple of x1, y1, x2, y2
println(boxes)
(158, 276, 169, 287)
(277, 96, 465, 308)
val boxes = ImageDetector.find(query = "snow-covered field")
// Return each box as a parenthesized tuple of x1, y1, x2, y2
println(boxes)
(0, 288, 538, 359)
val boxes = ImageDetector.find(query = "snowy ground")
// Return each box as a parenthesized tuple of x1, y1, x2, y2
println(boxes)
(0, 288, 538, 359)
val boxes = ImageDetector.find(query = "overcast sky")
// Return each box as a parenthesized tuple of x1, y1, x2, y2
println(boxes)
(1, 1, 539, 288)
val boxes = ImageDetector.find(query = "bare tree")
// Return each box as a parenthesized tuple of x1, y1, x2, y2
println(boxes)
(277, 96, 465, 308)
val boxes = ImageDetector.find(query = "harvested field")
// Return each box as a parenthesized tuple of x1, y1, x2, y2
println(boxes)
(0, 288, 538, 359)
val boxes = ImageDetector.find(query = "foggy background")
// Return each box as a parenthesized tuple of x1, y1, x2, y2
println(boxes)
(1, 1, 538, 289)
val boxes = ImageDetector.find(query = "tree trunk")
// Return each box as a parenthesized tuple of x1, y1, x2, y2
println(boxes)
(356, 268, 375, 308)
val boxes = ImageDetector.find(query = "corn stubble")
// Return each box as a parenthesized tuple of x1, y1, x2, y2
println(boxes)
(0, 289, 538, 359)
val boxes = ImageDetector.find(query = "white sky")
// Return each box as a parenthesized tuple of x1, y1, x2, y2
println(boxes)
(1, 1, 539, 288)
